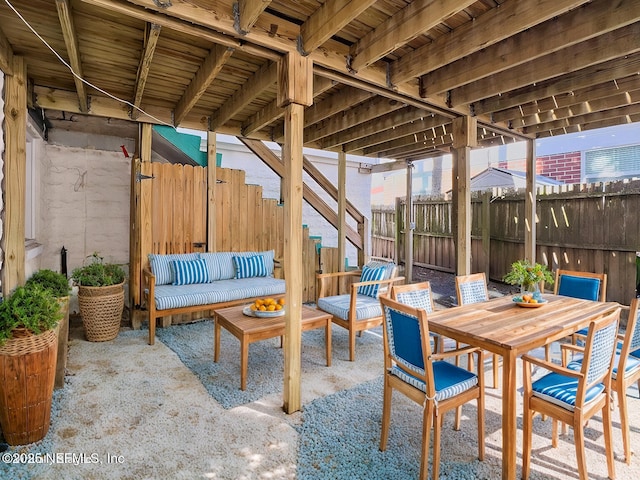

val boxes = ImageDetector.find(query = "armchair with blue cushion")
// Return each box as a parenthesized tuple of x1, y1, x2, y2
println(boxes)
(378, 296, 485, 480)
(521, 307, 620, 480)
(316, 260, 402, 361)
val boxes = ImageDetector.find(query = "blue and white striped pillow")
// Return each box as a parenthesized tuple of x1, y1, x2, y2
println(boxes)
(233, 255, 268, 279)
(171, 258, 210, 285)
(149, 253, 200, 285)
(357, 265, 387, 298)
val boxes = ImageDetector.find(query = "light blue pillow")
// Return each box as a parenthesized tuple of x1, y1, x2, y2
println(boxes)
(357, 265, 387, 298)
(171, 258, 210, 285)
(148, 253, 200, 285)
(233, 255, 268, 279)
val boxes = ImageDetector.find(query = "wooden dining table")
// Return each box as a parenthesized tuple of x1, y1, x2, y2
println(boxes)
(426, 294, 620, 480)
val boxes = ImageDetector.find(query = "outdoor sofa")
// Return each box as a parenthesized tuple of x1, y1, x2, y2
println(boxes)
(143, 250, 285, 345)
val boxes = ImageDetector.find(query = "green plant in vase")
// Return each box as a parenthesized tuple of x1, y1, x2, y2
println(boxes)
(503, 260, 554, 303)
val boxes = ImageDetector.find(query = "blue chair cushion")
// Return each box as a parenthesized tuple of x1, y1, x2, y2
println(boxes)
(531, 370, 605, 411)
(570, 354, 640, 380)
(390, 362, 478, 401)
(317, 294, 381, 321)
(357, 265, 387, 298)
(632, 348, 640, 359)
(558, 275, 600, 301)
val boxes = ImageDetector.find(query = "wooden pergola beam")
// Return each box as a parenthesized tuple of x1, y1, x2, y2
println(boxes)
(421, 0, 640, 96)
(349, 0, 473, 73)
(236, 0, 272, 34)
(131, 23, 161, 120)
(211, 60, 277, 131)
(175, 44, 234, 126)
(450, 23, 640, 107)
(300, 0, 374, 54)
(389, 0, 586, 85)
(0, 25, 14, 74)
(55, 0, 88, 112)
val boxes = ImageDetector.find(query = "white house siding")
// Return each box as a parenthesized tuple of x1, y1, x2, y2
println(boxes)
(216, 140, 372, 267)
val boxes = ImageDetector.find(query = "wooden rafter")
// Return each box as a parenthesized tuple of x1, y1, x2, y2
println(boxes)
(524, 103, 640, 134)
(131, 22, 161, 120)
(175, 44, 234, 126)
(349, 0, 473, 73)
(55, 0, 88, 112)
(211, 60, 277, 131)
(450, 23, 640, 107)
(474, 52, 640, 116)
(389, 0, 587, 86)
(300, 0, 374, 54)
(421, 0, 640, 96)
(236, 0, 272, 34)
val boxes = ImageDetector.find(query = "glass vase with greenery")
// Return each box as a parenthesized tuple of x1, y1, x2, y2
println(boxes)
(503, 260, 554, 299)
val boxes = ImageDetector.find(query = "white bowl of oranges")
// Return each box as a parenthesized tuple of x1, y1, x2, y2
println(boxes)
(243, 297, 286, 317)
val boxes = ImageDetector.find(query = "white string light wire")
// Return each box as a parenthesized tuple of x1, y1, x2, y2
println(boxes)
(4, 0, 176, 129)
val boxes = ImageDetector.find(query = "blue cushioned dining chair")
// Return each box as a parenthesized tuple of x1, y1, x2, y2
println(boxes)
(521, 307, 620, 480)
(317, 260, 401, 361)
(544, 269, 607, 361)
(563, 297, 640, 465)
(455, 273, 500, 389)
(391, 282, 443, 353)
(379, 296, 485, 480)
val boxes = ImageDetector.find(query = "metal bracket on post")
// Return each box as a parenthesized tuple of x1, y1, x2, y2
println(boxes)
(135, 173, 155, 182)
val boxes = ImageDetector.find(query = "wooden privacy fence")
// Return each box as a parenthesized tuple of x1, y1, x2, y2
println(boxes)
(372, 179, 640, 304)
(130, 161, 325, 319)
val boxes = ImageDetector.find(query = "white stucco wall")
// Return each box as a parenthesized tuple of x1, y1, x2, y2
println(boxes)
(0, 70, 4, 276)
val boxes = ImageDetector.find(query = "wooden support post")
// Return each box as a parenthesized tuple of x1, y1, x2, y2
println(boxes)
(278, 52, 312, 414)
(482, 191, 491, 278)
(395, 196, 402, 266)
(524, 139, 536, 264)
(405, 162, 414, 282)
(357, 216, 368, 267)
(452, 116, 477, 276)
(2, 56, 27, 295)
(207, 131, 217, 252)
(337, 151, 346, 271)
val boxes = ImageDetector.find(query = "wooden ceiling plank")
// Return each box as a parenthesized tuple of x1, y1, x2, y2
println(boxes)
(362, 123, 452, 156)
(210, 60, 277, 130)
(318, 106, 433, 149)
(55, 0, 88, 112)
(131, 23, 162, 120)
(304, 95, 404, 144)
(345, 113, 451, 153)
(473, 51, 640, 116)
(524, 103, 640, 134)
(237, 0, 272, 34)
(450, 23, 640, 107)
(375, 133, 454, 159)
(421, 0, 640, 96)
(300, 0, 374, 54)
(242, 75, 334, 136)
(350, 0, 474, 73)
(390, 0, 587, 85)
(174, 44, 234, 126)
(0, 26, 13, 74)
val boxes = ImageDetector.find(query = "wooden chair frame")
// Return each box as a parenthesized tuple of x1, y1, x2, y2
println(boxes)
(379, 296, 485, 480)
(522, 308, 620, 480)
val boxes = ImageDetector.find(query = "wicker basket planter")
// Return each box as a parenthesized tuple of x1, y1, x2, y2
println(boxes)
(78, 282, 124, 342)
(0, 328, 58, 445)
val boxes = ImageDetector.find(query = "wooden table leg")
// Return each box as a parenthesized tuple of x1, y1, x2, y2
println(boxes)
(240, 337, 249, 391)
(502, 351, 517, 480)
(214, 316, 221, 362)
(325, 319, 332, 367)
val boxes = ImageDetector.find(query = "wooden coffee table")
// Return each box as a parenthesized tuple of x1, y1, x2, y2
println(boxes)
(213, 304, 332, 390)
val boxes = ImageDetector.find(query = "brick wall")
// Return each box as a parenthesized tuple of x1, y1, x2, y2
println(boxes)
(499, 151, 582, 184)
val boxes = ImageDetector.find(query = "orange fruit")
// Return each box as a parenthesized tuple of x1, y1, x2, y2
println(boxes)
(266, 305, 276, 311)
(259, 305, 266, 311)
(522, 294, 532, 303)
(278, 298, 286, 306)
(275, 304, 282, 310)
(530, 299, 538, 304)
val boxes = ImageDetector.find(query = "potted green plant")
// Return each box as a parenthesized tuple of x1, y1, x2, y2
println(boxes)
(0, 284, 63, 445)
(72, 253, 126, 342)
(25, 269, 72, 389)
(503, 260, 554, 300)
